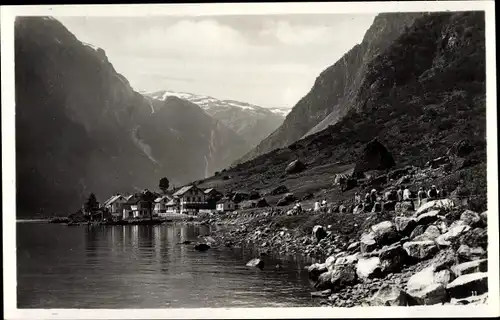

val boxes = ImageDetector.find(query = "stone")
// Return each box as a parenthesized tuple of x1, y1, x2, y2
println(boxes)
(329, 264, 358, 291)
(403, 240, 438, 261)
(457, 245, 486, 262)
(379, 244, 407, 273)
(335, 253, 361, 266)
(356, 257, 383, 280)
(269, 185, 289, 196)
(460, 210, 481, 226)
(194, 243, 210, 251)
(416, 210, 440, 226)
(410, 225, 426, 239)
(430, 248, 458, 271)
(347, 241, 359, 252)
(314, 270, 335, 290)
(325, 256, 336, 271)
(413, 225, 441, 241)
(360, 232, 377, 253)
(459, 227, 487, 250)
(446, 272, 488, 299)
(312, 225, 328, 242)
(368, 284, 414, 306)
(394, 216, 417, 235)
(370, 221, 400, 246)
(435, 224, 471, 247)
(480, 211, 487, 226)
(407, 283, 448, 305)
(285, 159, 306, 174)
(311, 289, 332, 298)
(415, 199, 455, 216)
(451, 259, 488, 277)
(246, 258, 265, 269)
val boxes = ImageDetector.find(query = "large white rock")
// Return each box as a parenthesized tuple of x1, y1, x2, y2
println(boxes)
(356, 257, 382, 280)
(368, 284, 413, 306)
(415, 199, 455, 215)
(403, 240, 438, 260)
(435, 224, 471, 247)
(405, 265, 452, 305)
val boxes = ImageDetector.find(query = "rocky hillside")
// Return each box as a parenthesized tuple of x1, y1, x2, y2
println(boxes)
(15, 17, 249, 217)
(146, 90, 288, 148)
(198, 11, 486, 210)
(238, 12, 424, 163)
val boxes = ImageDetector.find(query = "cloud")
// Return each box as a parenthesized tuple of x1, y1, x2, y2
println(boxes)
(260, 21, 334, 46)
(120, 19, 270, 60)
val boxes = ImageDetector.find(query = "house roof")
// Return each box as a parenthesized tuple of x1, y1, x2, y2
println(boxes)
(217, 197, 233, 204)
(165, 199, 177, 206)
(125, 194, 143, 205)
(204, 188, 216, 194)
(103, 194, 125, 206)
(173, 185, 194, 197)
(154, 195, 172, 203)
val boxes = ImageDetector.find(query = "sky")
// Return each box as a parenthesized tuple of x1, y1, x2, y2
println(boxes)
(57, 14, 376, 109)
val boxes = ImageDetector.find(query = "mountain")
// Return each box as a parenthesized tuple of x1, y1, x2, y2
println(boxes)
(198, 11, 486, 210)
(145, 90, 288, 148)
(238, 12, 424, 163)
(15, 16, 249, 217)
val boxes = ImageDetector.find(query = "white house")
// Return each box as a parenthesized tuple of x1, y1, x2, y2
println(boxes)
(216, 198, 237, 212)
(172, 185, 207, 215)
(102, 194, 128, 220)
(153, 195, 173, 216)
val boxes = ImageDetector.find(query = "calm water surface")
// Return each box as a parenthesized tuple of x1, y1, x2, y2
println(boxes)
(17, 222, 318, 308)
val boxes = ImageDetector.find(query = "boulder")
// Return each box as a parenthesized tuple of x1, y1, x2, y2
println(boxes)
(435, 224, 471, 247)
(194, 243, 211, 251)
(269, 185, 289, 196)
(249, 190, 261, 200)
(480, 211, 487, 226)
(368, 284, 414, 306)
(370, 221, 400, 246)
(394, 216, 417, 235)
(335, 252, 361, 266)
(410, 225, 426, 239)
(446, 272, 488, 299)
(415, 199, 455, 216)
(395, 201, 414, 214)
(379, 244, 407, 273)
(256, 198, 269, 208)
(285, 159, 306, 174)
(325, 256, 336, 271)
(307, 263, 328, 281)
(413, 225, 441, 242)
(360, 232, 377, 253)
(457, 245, 486, 262)
(314, 270, 335, 291)
(356, 257, 383, 280)
(312, 225, 327, 242)
(403, 240, 438, 261)
(460, 210, 481, 226)
(416, 210, 440, 226)
(329, 264, 358, 291)
(405, 265, 453, 305)
(347, 241, 360, 252)
(246, 258, 265, 269)
(459, 227, 487, 250)
(451, 259, 488, 277)
(430, 248, 458, 271)
(352, 138, 395, 178)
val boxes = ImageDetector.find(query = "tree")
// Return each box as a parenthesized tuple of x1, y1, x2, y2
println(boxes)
(159, 177, 170, 194)
(84, 193, 99, 220)
(142, 189, 158, 221)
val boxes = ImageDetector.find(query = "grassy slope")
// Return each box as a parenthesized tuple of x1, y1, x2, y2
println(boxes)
(197, 12, 486, 214)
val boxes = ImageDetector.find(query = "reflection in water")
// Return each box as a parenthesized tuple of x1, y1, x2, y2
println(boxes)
(18, 222, 317, 309)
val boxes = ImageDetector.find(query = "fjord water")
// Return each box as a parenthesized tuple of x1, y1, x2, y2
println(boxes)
(17, 222, 317, 308)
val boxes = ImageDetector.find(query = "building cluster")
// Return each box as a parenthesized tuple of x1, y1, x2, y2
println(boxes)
(97, 185, 239, 220)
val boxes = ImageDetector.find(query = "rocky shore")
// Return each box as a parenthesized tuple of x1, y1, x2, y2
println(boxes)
(205, 198, 488, 307)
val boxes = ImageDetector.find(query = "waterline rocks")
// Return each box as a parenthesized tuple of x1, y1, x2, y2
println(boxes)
(246, 258, 265, 269)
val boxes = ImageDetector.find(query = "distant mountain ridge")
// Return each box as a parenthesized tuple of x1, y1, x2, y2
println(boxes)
(146, 90, 289, 148)
(15, 16, 249, 217)
(238, 12, 424, 163)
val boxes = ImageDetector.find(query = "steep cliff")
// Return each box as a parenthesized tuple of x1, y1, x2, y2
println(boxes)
(238, 12, 423, 163)
(199, 11, 486, 207)
(15, 17, 248, 216)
